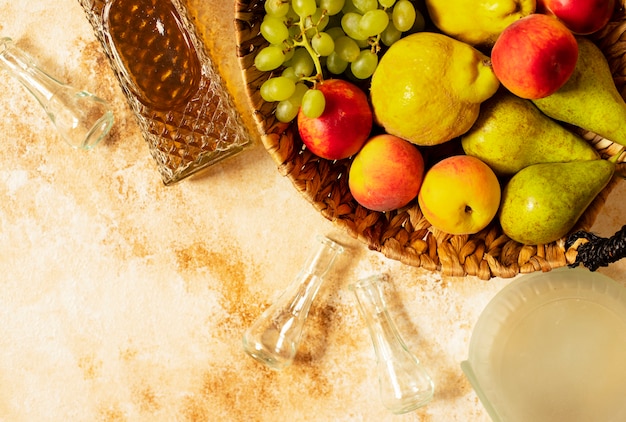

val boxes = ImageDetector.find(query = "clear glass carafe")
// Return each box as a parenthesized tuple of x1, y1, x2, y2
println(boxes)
(0, 37, 113, 150)
(78, 0, 252, 184)
(242, 236, 344, 370)
(350, 274, 435, 414)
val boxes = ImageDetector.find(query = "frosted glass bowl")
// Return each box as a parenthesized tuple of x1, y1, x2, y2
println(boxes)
(462, 267, 626, 422)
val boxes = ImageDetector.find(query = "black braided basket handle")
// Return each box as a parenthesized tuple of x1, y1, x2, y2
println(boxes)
(566, 225, 626, 271)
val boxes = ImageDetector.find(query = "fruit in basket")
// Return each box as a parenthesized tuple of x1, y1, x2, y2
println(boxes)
(461, 90, 600, 176)
(499, 159, 615, 245)
(257, 0, 425, 123)
(532, 36, 626, 148)
(297, 79, 372, 160)
(537, 0, 616, 34)
(491, 14, 578, 99)
(370, 32, 500, 147)
(418, 155, 501, 235)
(348, 134, 425, 212)
(425, 0, 536, 46)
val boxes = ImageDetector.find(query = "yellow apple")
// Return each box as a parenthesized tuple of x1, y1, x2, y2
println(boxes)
(418, 155, 501, 235)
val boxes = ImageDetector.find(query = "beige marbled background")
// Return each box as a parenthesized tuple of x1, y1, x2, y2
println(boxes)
(0, 1, 624, 421)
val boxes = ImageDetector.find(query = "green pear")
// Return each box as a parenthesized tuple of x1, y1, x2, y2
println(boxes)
(532, 37, 626, 147)
(499, 159, 615, 245)
(462, 90, 599, 176)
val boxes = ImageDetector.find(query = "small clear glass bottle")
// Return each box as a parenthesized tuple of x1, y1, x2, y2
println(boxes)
(242, 236, 344, 370)
(350, 274, 435, 414)
(0, 37, 113, 150)
(78, 0, 252, 184)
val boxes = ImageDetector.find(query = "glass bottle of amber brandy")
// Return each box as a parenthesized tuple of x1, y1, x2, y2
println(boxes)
(79, 0, 252, 184)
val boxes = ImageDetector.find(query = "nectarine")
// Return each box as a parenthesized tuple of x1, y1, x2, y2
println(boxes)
(348, 134, 425, 212)
(491, 14, 578, 99)
(297, 79, 373, 160)
(538, 0, 615, 35)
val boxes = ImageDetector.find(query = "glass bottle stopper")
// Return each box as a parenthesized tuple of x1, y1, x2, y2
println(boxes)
(242, 235, 344, 370)
(0, 37, 114, 150)
(350, 274, 435, 414)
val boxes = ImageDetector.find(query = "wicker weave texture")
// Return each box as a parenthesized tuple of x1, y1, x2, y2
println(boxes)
(235, 0, 626, 280)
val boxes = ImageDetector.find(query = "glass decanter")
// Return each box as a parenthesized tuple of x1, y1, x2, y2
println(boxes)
(242, 236, 344, 370)
(78, 0, 252, 184)
(350, 274, 435, 414)
(0, 37, 114, 150)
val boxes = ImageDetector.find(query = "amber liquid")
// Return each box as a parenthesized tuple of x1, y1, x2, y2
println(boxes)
(104, 0, 202, 110)
(79, 0, 251, 184)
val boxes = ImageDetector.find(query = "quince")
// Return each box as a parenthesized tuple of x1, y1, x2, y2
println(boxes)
(425, 0, 536, 47)
(370, 32, 500, 146)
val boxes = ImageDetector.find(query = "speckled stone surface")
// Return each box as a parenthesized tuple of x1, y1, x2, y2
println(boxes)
(0, 1, 624, 421)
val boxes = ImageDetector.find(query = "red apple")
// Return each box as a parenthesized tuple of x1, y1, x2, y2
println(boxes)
(491, 14, 578, 99)
(348, 134, 425, 212)
(418, 155, 501, 235)
(538, 0, 615, 35)
(297, 79, 373, 160)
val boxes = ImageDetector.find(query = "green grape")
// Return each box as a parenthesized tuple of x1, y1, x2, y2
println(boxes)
(286, 4, 300, 22)
(288, 24, 302, 40)
(381, 19, 402, 46)
(334, 35, 361, 62)
(358, 9, 389, 37)
(282, 46, 296, 62)
(276, 81, 310, 122)
(350, 49, 378, 79)
(265, 0, 291, 17)
(326, 51, 349, 74)
(392, 0, 416, 32)
(281, 66, 299, 81)
(254, 46, 286, 71)
(287, 47, 316, 77)
(409, 9, 426, 33)
(352, 0, 378, 13)
(301, 89, 326, 118)
(312, 32, 335, 56)
(261, 16, 290, 45)
(378, 0, 395, 7)
(355, 38, 370, 48)
(341, 0, 361, 14)
(325, 26, 346, 40)
(305, 9, 330, 36)
(260, 76, 297, 102)
(341, 12, 368, 41)
(276, 99, 300, 122)
(319, 0, 345, 15)
(291, 82, 310, 104)
(292, 0, 317, 17)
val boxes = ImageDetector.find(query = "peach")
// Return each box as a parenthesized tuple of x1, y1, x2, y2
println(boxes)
(418, 155, 501, 235)
(297, 79, 373, 160)
(491, 14, 578, 99)
(348, 134, 425, 212)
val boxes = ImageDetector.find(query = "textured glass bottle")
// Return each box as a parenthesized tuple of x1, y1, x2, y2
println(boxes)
(350, 275, 435, 414)
(78, 0, 252, 184)
(243, 236, 344, 370)
(0, 37, 113, 150)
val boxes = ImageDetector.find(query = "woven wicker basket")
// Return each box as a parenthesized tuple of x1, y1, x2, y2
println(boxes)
(234, 0, 626, 280)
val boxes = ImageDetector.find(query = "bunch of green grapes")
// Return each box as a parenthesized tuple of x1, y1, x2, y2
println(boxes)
(255, 0, 425, 123)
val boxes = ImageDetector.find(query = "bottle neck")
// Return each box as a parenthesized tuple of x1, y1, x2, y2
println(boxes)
(0, 38, 60, 105)
(351, 275, 398, 359)
(285, 236, 344, 315)
(302, 236, 344, 278)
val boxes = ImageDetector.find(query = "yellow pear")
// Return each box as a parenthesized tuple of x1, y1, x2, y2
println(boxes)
(426, 0, 536, 47)
(370, 32, 500, 146)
